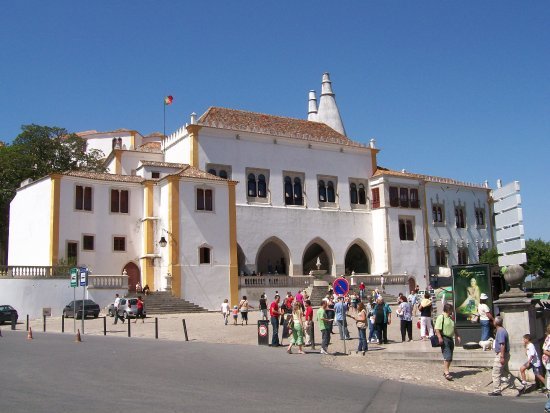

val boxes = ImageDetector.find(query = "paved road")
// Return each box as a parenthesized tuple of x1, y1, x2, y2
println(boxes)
(1, 330, 544, 413)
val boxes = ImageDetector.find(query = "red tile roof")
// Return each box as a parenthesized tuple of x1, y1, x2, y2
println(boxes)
(198, 107, 365, 147)
(178, 165, 231, 182)
(373, 167, 488, 189)
(137, 142, 162, 153)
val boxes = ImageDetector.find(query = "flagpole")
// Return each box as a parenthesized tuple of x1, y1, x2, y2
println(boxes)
(163, 100, 166, 138)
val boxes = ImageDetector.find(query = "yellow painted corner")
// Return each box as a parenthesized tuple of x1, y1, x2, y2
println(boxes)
(227, 182, 239, 306)
(49, 174, 61, 266)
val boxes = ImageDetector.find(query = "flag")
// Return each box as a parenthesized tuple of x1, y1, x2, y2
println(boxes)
(164, 95, 173, 105)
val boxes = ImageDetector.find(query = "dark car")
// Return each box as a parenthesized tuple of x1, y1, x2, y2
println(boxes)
(63, 300, 100, 319)
(0, 305, 18, 324)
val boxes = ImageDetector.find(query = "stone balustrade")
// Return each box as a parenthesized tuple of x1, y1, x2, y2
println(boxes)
(239, 275, 315, 288)
(0, 265, 71, 278)
(87, 275, 128, 289)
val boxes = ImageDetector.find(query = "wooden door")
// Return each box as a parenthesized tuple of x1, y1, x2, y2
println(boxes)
(123, 262, 140, 293)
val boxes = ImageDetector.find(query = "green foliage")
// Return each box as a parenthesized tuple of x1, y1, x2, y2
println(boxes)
(479, 247, 499, 266)
(524, 239, 550, 277)
(0, 125, 106, 264)
(479, 241, 550, 278)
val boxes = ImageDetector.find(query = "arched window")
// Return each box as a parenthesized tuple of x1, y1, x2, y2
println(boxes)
(437, 207, 443, 222)
(112, 138, 117, 149)
(350, 183, 358, 204)
(327, 181, 335, 203)
(247, 173, 257, 197)
(358, 184, 366, 205)
(117, 138, 122, 148)
(293, 177, 303, 205)
(284, 176, 293, 205)
(219, 170, 228, 179)
(208, 169, 217, 176)
(257, 174, 267, 198)
(318, 180, 326, 202)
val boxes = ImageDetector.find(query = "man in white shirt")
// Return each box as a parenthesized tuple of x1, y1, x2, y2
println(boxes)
(520, 333, 546, 391)
(113, 293, 124, 324)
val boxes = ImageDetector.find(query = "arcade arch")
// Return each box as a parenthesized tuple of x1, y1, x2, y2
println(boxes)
(302, 238, 333, 276)
(344, 241, 371, 274)
(255, 237, 290, 275)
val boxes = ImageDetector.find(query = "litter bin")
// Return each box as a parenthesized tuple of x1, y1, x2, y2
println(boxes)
(257, 320, 269, 346)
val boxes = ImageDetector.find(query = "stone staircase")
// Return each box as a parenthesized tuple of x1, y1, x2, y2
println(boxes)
(308, 284, 329, 306)
(126, 291, 207, 314)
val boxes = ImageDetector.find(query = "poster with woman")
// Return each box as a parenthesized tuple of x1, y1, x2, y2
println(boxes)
(452, 264, 492, 327)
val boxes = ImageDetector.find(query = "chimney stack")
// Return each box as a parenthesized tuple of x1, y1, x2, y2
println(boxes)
(316, 73, 347, 136)
(307, 90, 318, 121)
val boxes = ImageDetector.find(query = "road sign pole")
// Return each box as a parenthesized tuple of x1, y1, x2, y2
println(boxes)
(73, 286, 76, 333)
(82, 284, 85, 335)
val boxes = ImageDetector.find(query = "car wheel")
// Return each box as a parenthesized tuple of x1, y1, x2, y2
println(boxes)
(93, 314, 98, 319)
(108, 309, 113, 317)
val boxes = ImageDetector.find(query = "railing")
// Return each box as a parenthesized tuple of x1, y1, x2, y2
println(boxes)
(88, 275, 128, 289)
(0, 265, 72, 278)
(239, 275, 315, 288)
(351, 275, 408, 286)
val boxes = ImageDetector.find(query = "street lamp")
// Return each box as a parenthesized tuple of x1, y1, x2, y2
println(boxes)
(159, 236, 168, 248)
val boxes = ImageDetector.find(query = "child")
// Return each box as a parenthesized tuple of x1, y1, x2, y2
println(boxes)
(232, 305, 239, 325)
(221, 299, 230, 325)
(520, 333, 547, 392)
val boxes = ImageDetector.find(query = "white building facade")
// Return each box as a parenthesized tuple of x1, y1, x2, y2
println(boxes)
(7, 73, 494, 309)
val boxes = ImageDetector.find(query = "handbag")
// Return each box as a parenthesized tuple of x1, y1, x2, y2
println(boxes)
(470, 314, 479, 323)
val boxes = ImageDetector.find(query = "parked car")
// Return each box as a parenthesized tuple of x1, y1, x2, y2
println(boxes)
(0, 305, 18, 324)
(116, 298, 146, 319)
(63, 300, 100, 319)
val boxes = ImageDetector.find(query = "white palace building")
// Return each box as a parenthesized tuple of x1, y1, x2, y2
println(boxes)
(7, 74, 494, 310)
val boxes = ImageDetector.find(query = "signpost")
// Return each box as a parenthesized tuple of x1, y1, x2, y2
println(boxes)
(333, 278, 350, 296)
(70, 268, 78, 333)
(493, 181, 527, 267)
(79, 267, 89, 334)
(332, 277, 350, 354)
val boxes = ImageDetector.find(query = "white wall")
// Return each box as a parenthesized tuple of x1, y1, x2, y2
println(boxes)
(425, 183, 492, 269)
(57, 177, 144, 274)
(8, 177, 53, 266)
(0, 279, 125, 319)
(178, 179, 231, 310)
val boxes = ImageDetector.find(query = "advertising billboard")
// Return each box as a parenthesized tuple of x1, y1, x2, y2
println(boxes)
(452, 264, 492, 328)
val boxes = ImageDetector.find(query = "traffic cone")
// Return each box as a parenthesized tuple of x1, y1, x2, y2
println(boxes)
(75, 329, 82, 343)
(27, 327, 33, 340)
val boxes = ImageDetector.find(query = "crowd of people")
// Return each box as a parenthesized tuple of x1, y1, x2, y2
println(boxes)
(220, 286, 550, 405)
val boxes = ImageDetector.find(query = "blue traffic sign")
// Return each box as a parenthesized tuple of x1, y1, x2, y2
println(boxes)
(79, 267, 88, 287)
(333, 278, 349, 296)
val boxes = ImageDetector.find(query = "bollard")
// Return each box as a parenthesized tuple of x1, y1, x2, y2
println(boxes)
(62, 315, 65, 333)
(310, 320, 316, 350)
(103, 317, 107, 336)
(155, 317, 158, 339)
(182, 319, 189, 341)
(43, 315, 47, 332)
(26, 314, 29, 331)
(11, 312, 17, 331)
(127, 318, 131, 337)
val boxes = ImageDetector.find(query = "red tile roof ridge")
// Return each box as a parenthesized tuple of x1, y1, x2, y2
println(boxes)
(374, 167, 488, 189)
(198, 106, 366, 148)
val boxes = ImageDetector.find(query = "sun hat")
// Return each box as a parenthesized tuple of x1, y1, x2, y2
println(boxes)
(480, 293, 488, 300)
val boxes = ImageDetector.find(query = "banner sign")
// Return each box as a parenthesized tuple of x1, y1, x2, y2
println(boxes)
(452, 264, 492, 328)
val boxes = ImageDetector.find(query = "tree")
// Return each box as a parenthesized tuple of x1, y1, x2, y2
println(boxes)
(479, 248, 499, 266)
(524, 239, 550, 277)
(478, 240, 550, 277)
(0, 125, 106, 264)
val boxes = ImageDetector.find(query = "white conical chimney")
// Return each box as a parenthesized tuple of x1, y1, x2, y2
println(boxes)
(316, 73, 346, 135)
(308, 90, 318, 121)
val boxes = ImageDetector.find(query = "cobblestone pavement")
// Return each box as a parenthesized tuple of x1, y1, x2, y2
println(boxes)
(16, 308, 543, 400)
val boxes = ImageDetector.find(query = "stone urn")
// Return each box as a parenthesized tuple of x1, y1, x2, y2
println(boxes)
(501, 264, 531, 298)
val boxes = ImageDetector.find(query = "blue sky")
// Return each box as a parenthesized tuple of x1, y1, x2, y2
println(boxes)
(1, 1, 549, 240)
